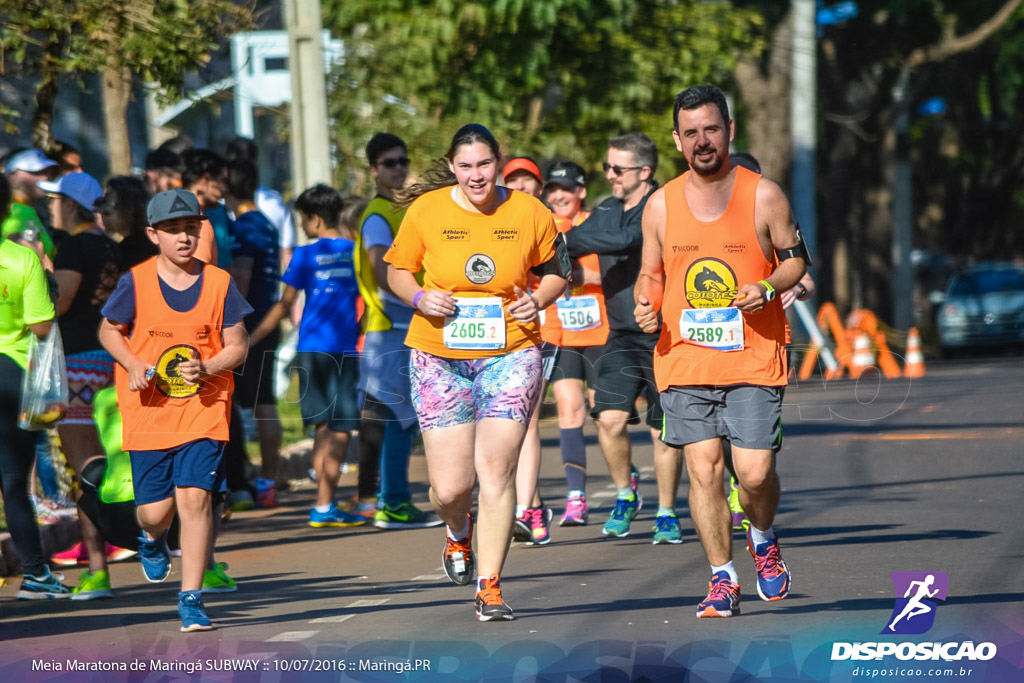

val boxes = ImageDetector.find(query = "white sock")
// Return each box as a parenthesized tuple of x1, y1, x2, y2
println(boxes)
(314, 504, 332, 514)
(749, 525, 775, 548)
(617, 487, 635, 500)
(515, 505, 527, 518)
(711, 562, 739, 584)
(567, 490, 584, 499)
(447, 521, 469, 542)
(657, 506, 675, 517)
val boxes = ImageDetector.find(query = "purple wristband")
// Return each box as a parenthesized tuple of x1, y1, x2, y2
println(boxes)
(413, 290, 425, 307)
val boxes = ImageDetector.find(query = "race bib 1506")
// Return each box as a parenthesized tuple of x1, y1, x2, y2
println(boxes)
(556, 295, 601, 331)
(443, 296, 506, 350)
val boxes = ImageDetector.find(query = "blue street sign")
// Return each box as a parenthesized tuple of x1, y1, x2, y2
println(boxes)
(818, 1, 859, 26)
(918, 97, 947, 116)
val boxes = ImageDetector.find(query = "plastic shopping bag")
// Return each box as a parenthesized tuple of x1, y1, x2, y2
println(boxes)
(18, 323, 69, 430)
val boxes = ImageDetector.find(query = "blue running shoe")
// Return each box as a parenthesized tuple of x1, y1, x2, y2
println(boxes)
(696, 570, 741, 618)
(309, 507, 367, 528)
(602, 497, 640, 537)
(137, 532, 171, 583)
(747, 528, 791, 601)
(652, 514, 683, 544)
(17, 567, 71, 599)
(178, 590, 213, 632)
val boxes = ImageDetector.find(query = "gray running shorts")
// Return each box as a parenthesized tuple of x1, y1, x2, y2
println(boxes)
(659, 385, 783, 451)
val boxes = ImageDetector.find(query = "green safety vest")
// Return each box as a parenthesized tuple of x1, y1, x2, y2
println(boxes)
(354, 195, 407, 333)
(92, 386, 135, 504)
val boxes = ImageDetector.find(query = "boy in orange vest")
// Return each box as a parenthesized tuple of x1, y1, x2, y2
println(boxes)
(98, 189, 252, 632)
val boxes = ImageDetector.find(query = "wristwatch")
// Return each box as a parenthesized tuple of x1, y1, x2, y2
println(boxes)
(758, 280, 776, 302)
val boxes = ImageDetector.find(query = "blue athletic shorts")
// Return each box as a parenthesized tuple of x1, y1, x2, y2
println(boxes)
(130, 438, 227, 505)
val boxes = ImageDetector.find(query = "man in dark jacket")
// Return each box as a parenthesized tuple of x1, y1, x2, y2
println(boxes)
(562, 133, 684, 543)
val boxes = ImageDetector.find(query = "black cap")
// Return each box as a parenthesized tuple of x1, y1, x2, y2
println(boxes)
(544, 161, 586, 189)
(147, 189, 206, 226)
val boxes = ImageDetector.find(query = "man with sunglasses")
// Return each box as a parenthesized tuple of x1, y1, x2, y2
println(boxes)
(561, 133, 683, 543)
(354, 133, 441, 530)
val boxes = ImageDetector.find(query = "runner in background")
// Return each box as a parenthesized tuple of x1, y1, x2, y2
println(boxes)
(353, 132, 441, 529)
(385, 124, 569, 621)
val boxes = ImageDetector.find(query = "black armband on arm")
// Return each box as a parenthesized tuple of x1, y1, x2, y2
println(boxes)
(774, 223, 813, 266)
(531, 233, 572, 279)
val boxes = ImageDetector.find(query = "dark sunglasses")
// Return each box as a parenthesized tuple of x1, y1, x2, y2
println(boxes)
(378, 157, 410, 169)
(602, 162, 643, 175)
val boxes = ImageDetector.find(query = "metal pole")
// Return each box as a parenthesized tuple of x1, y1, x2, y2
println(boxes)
(790, 0, 818, 268)
(284, 0, 332, 195)
(891, 68, 914, 331)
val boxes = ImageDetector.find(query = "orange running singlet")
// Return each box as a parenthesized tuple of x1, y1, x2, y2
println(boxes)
(539, 211, 609, 348)
(654, 166, 787, 390)
(115, 257, 234, 450)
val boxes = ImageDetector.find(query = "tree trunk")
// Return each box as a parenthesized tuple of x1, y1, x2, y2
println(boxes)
(102, 64, 133, 175)
(32, 35, 67, 155)
(733, 8, 793, 183)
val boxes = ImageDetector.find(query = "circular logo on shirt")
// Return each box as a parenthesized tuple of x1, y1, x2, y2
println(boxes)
(154, 344, 201, 398)
(465, 253, 496, 285)
(683, 258, 738, 308)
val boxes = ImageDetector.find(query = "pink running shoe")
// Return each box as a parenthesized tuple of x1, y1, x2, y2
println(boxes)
(525, 506, 552, 545)
(52, 542, 88, 567)
(559, 494, 589, 526)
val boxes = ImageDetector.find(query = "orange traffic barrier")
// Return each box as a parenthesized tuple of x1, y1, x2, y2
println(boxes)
(849, 331, 876, 379)
(904, 327, 926, 378)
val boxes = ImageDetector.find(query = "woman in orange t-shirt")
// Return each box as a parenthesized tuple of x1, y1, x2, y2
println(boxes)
(384, 124, 569, 622)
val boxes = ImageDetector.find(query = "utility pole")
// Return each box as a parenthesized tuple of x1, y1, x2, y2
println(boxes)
(891, 68, 914, 331)
(284, 0, 332, 195)
(790, 0, 818, 268)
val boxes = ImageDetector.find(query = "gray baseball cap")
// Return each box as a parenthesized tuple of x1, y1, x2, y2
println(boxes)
(147, 189, 206, 226)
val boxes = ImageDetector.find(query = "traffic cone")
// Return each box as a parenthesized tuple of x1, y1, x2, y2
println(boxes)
(850, 331, 875, 379)
(904, 327, 926, 378)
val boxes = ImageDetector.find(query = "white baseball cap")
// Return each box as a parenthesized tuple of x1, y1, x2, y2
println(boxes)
(37, 172, 103, 211)
(5, 148, 58, 174)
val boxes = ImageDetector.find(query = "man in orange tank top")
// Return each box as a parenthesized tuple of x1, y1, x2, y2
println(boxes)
(634, 85, 807, 618)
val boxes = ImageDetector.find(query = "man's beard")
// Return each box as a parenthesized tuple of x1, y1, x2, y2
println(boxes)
(690, 149, 723, 176)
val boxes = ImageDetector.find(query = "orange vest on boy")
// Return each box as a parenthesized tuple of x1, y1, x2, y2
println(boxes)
(116, 257, 234, 450)
(654, 166, 787, 390)
(539, 211, 609, 348)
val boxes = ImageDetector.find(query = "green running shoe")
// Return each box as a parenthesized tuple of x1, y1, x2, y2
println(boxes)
(729, 477, 750, 531)
(71, 570, 113, 600)
(602, 496, 640, 537)
(374, 501, 443, 529)
(652, 514, 683, 545)
(202, 561, 237, 593)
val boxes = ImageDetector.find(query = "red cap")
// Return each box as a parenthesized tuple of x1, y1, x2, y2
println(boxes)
(502, 157, 542, 183)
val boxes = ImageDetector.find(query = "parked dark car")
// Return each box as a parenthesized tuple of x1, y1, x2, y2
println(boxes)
(936, 262, 1024, 352)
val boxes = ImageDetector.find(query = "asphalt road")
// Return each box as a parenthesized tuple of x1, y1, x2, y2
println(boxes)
(1, 358, 1022, 682)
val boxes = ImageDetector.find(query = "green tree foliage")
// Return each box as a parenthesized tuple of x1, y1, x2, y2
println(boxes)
(324, 0, 765, 190)
(0, 0, 253, 150)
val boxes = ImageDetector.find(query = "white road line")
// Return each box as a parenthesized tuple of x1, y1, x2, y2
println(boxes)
(266, 631, 319, 642)
(589, 490, 617, 499)
(347, 598, 389, 607)
(410, 574, 446, 581)
(309, 615, 355, 624)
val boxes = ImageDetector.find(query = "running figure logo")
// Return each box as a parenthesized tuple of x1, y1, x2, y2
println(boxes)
(883, 571, 949, 635)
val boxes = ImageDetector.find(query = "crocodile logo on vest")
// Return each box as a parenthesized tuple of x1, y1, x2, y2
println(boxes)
(684, 258, 738, 309)
(154, 344, 201, 398)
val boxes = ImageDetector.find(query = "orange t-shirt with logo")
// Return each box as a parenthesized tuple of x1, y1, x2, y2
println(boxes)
(115, 257, 233, 451)
(384, 187, 558, 359)
(654, 167, 787, 390)
(539, 211, 609, 348)
(194, 221, 217, 265)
